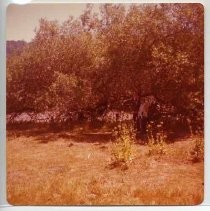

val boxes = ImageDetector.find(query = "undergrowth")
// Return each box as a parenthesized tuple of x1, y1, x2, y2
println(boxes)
(110, 122, 135, 169)
(146, 121, 167, 156)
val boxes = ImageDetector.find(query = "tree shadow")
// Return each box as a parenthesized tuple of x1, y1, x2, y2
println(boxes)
(36, 132, 113, 144)
(7, 122, 113, 144)
(134, 130, 193, 145)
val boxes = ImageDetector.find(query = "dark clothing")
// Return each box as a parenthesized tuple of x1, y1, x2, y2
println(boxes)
(148, 102, 160, 122)
(135, 102, 160, 137)
(133, 98, 141, 131)
(139, 116, 148, 134)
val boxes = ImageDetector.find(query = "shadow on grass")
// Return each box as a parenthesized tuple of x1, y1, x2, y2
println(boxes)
(135, 130, 193, 145)
(7, 122, 114, 144)
(7, 122, 194, 144)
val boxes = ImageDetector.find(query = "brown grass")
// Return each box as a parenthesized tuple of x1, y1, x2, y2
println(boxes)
(7, 126, 204, 205)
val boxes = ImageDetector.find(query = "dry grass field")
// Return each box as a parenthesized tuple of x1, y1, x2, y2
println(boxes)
(7, 125, 204, 205)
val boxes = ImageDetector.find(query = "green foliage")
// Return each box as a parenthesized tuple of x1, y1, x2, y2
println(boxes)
(189, 136, 204, 163)
(111, 122, 135, 164)
(188, 127, 204, 163)
(147, 121, 167, 156)
(7, 3, 204, 126)
(48, 71, 91, 112)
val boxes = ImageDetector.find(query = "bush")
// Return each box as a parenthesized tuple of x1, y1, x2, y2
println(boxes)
(111, 122, 135, 167)
(189, 136, 204, 163)
(147, 121, 167, 156)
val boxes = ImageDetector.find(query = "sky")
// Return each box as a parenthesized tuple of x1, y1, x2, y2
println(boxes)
(6, 3, 98, 42)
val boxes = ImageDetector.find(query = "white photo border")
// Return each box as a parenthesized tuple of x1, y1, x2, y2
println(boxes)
(0, 0, 209, 209)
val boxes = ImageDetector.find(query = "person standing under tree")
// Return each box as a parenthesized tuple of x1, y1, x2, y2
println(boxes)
(133, 95, 141, 133)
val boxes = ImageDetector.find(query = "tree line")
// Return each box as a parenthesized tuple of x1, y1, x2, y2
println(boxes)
(7, 3, 204, 127)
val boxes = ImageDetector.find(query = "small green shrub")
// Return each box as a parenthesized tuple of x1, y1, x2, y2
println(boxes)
(187, 122, 204, 163)
(111, 122, 135, 165)
(147, 121, 167, 156)
(190, 136, 204, 163)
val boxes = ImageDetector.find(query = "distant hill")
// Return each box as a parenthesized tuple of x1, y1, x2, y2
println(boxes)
(6, 40, 28, 57)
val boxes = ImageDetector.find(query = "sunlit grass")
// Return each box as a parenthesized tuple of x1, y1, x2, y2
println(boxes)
(7, 128, 204, 205)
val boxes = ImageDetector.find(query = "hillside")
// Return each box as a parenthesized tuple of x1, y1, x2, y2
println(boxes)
(6, 40, 27, 57)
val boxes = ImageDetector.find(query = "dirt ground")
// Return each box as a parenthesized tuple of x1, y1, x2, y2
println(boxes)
(7, 126, 204, 205)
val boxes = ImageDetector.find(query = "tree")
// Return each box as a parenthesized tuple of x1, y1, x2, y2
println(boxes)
(7, 3, 204, 127)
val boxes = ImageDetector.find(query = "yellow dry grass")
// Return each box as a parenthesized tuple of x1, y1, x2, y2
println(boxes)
(7, 127, 204, 205)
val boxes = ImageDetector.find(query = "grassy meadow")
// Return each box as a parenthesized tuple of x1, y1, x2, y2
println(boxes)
(7, 123, 204, 205)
